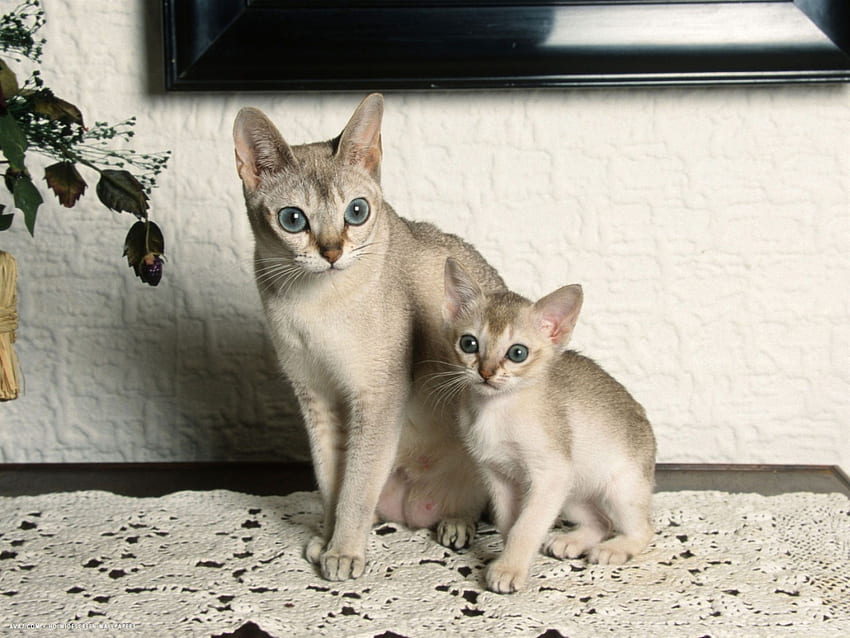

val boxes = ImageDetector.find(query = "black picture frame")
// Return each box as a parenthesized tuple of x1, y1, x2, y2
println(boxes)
(162, 0, 850, 91)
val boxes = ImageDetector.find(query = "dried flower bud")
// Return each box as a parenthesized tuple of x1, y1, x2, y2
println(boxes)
(140, 254, 163, 286)
(124, 220, 165, 286)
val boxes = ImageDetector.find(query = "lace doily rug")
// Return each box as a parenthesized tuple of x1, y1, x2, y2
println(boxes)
(1, 489, 848, 637)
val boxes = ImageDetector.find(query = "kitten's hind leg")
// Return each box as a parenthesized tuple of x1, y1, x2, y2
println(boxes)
(543, 501, 607, 560)
(589, 474, 654, 566)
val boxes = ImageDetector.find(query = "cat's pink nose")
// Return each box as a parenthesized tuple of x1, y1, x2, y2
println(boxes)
(479, 368, 494, 381)
(321, 247, 342, 264)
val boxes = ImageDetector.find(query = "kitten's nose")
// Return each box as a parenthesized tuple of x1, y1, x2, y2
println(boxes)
(479, 368, 494, 381)
(321, 246, 342, 264)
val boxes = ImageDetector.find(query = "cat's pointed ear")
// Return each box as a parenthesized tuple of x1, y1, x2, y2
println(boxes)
(336, 93, 383, 182)
(233, 107, 296, 192)
(444, 258, 483, 322)
(533, 284, 583, 347)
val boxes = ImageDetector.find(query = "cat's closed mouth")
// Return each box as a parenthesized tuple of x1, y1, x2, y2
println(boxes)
(309, 261, 347, 275)
(477, 380, 504, 394)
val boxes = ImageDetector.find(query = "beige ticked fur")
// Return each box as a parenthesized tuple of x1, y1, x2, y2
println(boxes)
(233, 95, 505, 581)
(443, 258, 656, 593)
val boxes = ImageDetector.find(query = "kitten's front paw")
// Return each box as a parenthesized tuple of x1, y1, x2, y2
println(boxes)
(436, 518, 476, 550)
(320, 549, 366, 581)
(588, 536, 637, 566)
(485, 559, 527, 594)
(543, 528, 603, 560)
(305, 535, 326, 564)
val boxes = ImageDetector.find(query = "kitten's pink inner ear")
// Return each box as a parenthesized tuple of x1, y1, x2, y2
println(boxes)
(443, 270, 465, 321)
(535, 284, 583, 346)
(538, 315, 575, 345)
(539, 318, 560, 341)
(443, 258, 482, 321)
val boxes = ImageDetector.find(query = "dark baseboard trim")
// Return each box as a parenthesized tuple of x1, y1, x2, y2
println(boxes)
(1, 462, 847, 497)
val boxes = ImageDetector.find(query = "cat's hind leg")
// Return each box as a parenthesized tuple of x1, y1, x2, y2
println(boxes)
(543, 501, 609, 560)
(433, 475, 487, 551)
(588, 472, 654, 566)
(410, 450, 488, 551)
(376, 467, 411, 525)
(436, 518, 477, 551)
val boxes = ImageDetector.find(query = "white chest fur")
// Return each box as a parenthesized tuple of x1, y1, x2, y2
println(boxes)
(261, 269, 401, 396)
(463, 393, 553, 477)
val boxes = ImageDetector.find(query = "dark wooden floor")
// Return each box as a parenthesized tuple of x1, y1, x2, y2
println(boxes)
(0, 462, 847, 497)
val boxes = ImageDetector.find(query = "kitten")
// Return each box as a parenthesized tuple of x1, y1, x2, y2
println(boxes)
(232, 95, 505, 581)
(442, 258, 656, 593)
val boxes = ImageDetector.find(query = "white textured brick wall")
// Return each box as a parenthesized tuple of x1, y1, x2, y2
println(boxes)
(1, 0, 848, 470)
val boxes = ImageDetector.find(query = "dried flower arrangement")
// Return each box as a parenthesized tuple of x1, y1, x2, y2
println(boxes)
(0, 0, 171, 400)
(0, 0, 170, 285)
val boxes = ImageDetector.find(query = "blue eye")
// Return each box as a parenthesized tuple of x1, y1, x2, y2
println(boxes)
(506, 344, 529, 363)
(344, 198, 370, 226)
(459, 334, 479, 354)
(278, 207, 308, 233)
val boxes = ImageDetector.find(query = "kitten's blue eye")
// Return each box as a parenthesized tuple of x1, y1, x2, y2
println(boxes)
(278, 207, 308, 233)
(459, 334, 479, 354)
(506, 344, 529, 363)
(344, 198, 370, 226)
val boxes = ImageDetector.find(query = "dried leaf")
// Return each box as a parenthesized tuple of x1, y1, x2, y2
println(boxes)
(44, 161, 87, 207)
(30, 93, 84, 127)
(123, 219, 164, 262)
(12, 172, 43, 236)
(4, 165, 26, 195)
(96, 169, 148, 217)
(123, 220, 146, 267)
(0, 203, 12, 231)
(0, 58, 20, 108)
(0, 112, 27, 169)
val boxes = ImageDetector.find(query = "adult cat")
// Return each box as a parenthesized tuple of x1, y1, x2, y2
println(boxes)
(233, 94, 505, 581)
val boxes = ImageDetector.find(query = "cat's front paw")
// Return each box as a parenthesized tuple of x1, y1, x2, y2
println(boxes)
(305, 535, 325, 564)
(436, 518, 476, 550)
(320, 549, 366, 581)
(485, 559, 528, 594)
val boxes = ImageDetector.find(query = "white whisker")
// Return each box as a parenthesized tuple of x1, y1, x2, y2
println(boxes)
(351, 240, 389, 252)
(420, 367, 473, 411)
(254, 261, 307, 295)
(417, 359, 467, 369)
(350, 241, 388, 262)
